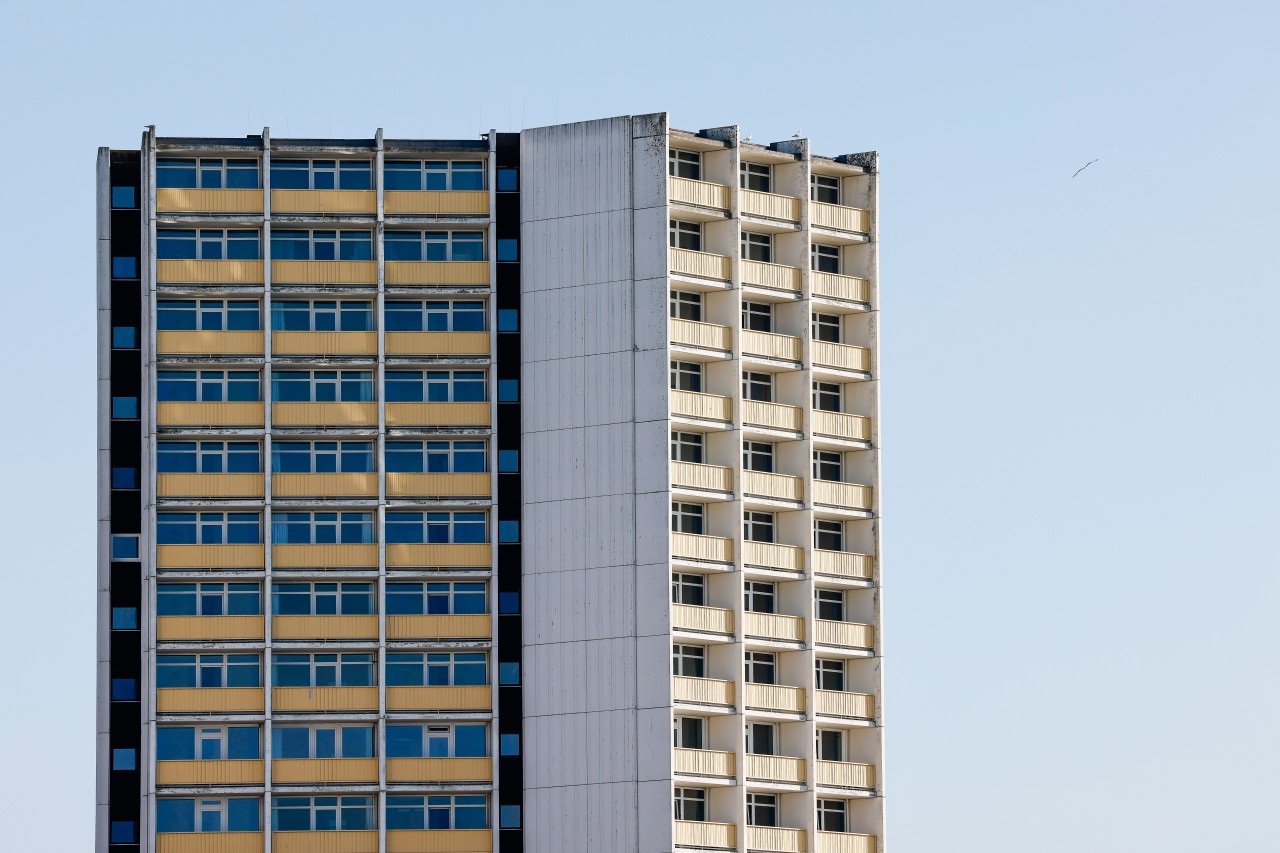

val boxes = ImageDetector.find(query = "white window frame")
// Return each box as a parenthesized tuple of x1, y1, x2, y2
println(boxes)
(813, 450, 843, 482)
(746, 792, 778, 827)
(673, 787, 707, 821)
(272, 581, 375, 616)
(740, 231, 773, 263)
(744, 511, 775, 544)
(668, 149, 702, 180)
(385, 299, 487, 332)
(745, 651, 776, 685)
(813, 380, 842, 412)
(743, 440, 774, 473)
(271, 158, 372, 189)
(669, 289, 704, 321)
(740, 162, 772, 192)
(384, 159, 486, 191)
(815, 518, 845, 552)
(672, 644, 706, 678)
(272, 723, 375, 759)
(669, 219, 703, 251)
(671, 572, 706, 606)
(811, 174, 841, 204)
(816, 657, 846, 691)
(812, 312, 842, 343)
(741, 300, 773, 331)
(811, 242, 841, 273)
(816, 728, 845, 762)
(744, 580, 776, 614)
(815, 588, 847, 622)
(742, 370, 773, 402)
(817, 798, 848, 832)
(671, 502, 706, 535)
(673, 716, 706, 749)
(670, 360, 704, 393)
(745, 721, 778, 756)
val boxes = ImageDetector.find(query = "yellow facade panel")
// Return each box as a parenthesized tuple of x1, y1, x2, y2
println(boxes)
(745, 753, 806, 783)
(742, 470, 803, 502)
(270, 189, 375, 215)
(671, 532, 733, 563)
(742, 400, 803, 432)
(384, 190, 489, 215)
(674, 821, 736, 849)
(271, 686, 378, 713)
(672, 675, 734, 706)
(157, 260, 264, 285)
(814, 689, 875, 720)
(742, 329, 802, 362)
(384, 331, 490, 356)
(673, 747, 735, 777)
(743, 612, 805, 643)
(812, 202, 871, 234)
(812, 550, 874, 581)
(812, 411, 872, 441)
(156, 687, 265, 714)
(158, 615, 265, 642)
(385, 757, 492, 783)
(386, 614, 491, 641)
(669, 247, 731, 281)
(384, 402, 490, 428)
(271, 260, 377, 285)
(271, 543, 378, 570)
(670, 390, 732, 422)
(157, 331, 264, 356)
(814, 620, 875, 649)
(742, 541, 804, 572)
(156, 831, 264, 853)
(272, 831, 377, 853)
(671, 603, 733, 635)
(271, 331, 377, 357)
(385, 685, 492, 712)
(384, 260, 490, 286)
(812, 341, 872, 373)
(741, 188, 801, 221)
(815, 761, 876, 790)
(670, 461, 732, 493)
(741, 259, 802, 292)
(156, 759, 265, 786)
(272, 614, 378, 641)
(271, 472, 377, 498)
(816, 832, 877, 853)
(271, 402, 377, 428)
(272, 757, 378, 784)
(385, 472, 491, 498)
(158, 402, 265, 428)
(156, 188, 263, 214)
(669, 318, 732, 351)
(157, 473, 264, 499)
(156, 544, 265, 570)
(812, 271, 871, 304)
(746, 826, 807, 853)
(385, 543, 490, 568)
(668, 176, 731, 210)
(812, 481, 873, 510)
(386, 829, 491, 853)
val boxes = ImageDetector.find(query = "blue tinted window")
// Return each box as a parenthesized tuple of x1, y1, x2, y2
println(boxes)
(499, 662, 520, 685)
(112, 607, 138, 630)
(500, 805, 522, 829)
(111, 186, 136, 208)
(498, 520, 520, 543)
(387, 725, 423, 758)
(229, 799, 259, 832)
(497, 309, 519, 332)
(112, 467, 137, 489)
(112, 326, 137, 348)
(497, 239, 519, 262)
(110, 821, 137, 843)
(497, 379, 519, 402)
(497, 450, 519, 472)
(113, 748, 137, 770)
(157, 727, 194, 760)
(229, 727, 259, 759)
(498, 592, 519, 614)
(112, 257, 138, 278)
(497, 168, 518, 192)
(500, 734, 520, 756)
(455, 724, 487, 757)
(112, 397, 138, 419)
(111, 534, 139, 559)
(157, 800, 194, 833)
(111, 678, 137, 700)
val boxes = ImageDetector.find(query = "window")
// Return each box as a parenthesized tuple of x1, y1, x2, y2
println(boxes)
(746, 793, 778, 827)
(157, 229, 260, 260)
(498, 379, 519, 402)
(112, 748, 137, 770)
(813, 380, 842, 412)
(112, 607, 138, 629)
(499, 662, 521, 684)
(385, 511, 486, 544)
(385, 581, 486, 616)
(158, 370, 260, 402)
(812, 243, 841, 273)
(270, 159, 371, 191)
(158, 441, 260, 473)
(272, 583, 374, 616)
(387, 723, 487, 758)
(272, 796, 373, 832)
(673, 716, 705, 749)
(671, 573, 705, 606)
(157, 512, 260, 545)
(498, 450, 520, 472)
(671, 431, 704, 463)
(746, 721, 777, 755)
(498, 520, 520, 542)
(271, 370, 372, 403)
(157, 299, 260, 331)
(500, 805, 522, 829)
(668, 149, 701, 180)
(272, 653, 374, 688)
(742, 371, 773, 402)
(497, 309, 519, 332)
(386, 440, 485, 473)
(817, 798, 848, 833)
(384, 159, 485, 191)
(815, 658, 846, 691)
(111, 186, 136, 208)
(157, 654, 261, 688)
(496, 168, 518, 192)
(385, 300, 485, 331)
(498, 592, 520, 614)
(112, 326, 137, 348)
(386, 795, 488, 830)
(273, 725, 374, 759)
(158, 582, 261, 616)
(817, 729, 845, 762)
(669, 219, 702, 251)
(158, 157, 259, 189)
(671, 502, 705, 535)
(673, 787, 707, 821)
(271, 229, 372, 261)
(742, 440, 774, 473)
(158, 725, 259, 761)
(670, 361, 704, 393)
(110, 821, 136, 843)
(741, 300, 773, 331)
(111, 533, 139, 559)
(500, 733, 520, 755)
(272, 441, 373, 474)
(672, 644, 706, 678)
(813, 450, 843, 482)
(497, 239, 519, 262)
(745, 651, 776, 685)
(744, 581, 776, 614)
(112, 397, 138, 419)
(816, 589, 847, 622)
(112, 678, 138, 700)
(744, 511, 775, 543)
(385, 370, 485, 402)
(385, 230, 485, 261)
(812, 312, 842, 342)
(386, 652, 487, 686)
(112, 468, 138, 489)
(271, 300, 372, 332)
(113, 256, 138, 278)
(811, 174, 841, 204)
(272, 512, 372, 545)
(815, 519, 845, 552)
(669, 290, 703, 321)
(740, 162, 772, 192)
(157, 798, 260, 833)
(740, 232, 773, 263)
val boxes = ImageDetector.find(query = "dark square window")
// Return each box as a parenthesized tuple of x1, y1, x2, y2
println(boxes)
(499, 805, 521, 828)
(111, 678, 138, 701)
(498, 450, 519, 473)
(498, 520, 520, 543)
(498, 592, 520, 613)
(110, 821, 137, 843)
(497, 309, 519, 332)
(497, 239, 519, 262)
(112, 748, 137, 770)
(498, 379, 519, 402)
(112, 257, 138, 279)
(112, 327, 137, 349)
(499, 662, 521, 685)
(500, 734, 520, 755)
(112, 467, 137, 489)
(112, 607, 138, 630)
(497, 168, 519, 192)
(112, 187, 136, 208)
(112, 397, 138, 419)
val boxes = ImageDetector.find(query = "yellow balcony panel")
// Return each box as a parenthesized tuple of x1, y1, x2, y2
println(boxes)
(812, 411, 872, 442)
(157, 544, 265, 570)
(158, 473, 264, 499)
(157, 831, 264, 853)
(158, 402, 264, 428)
(813, 341, 872, 373)
(813, 481, 873, 511)
(272, 543, 378, 570)
(272, 831, 377, 853)
(743, 612, 804, 643)
(385, 402, 490, 428)
(745, 753, 806, 784)
(672, 675, 733, 707)
(157, 330, 265, 356)
(742, 470, 802, 502)
(385, 260, 490, 286)
(271, 402, 377, 428)
(271, 260, 377, 285)
(816, 832, 877, 853)
(386, 542, 490, 568)
(816, 761, 876, 790)
(157, 687, 264, 714)
(386, 757, 492, 784)
(671, 390, 732, 422)
(386, 614, 492, 641)
(746, 826, 807, 853)
(742, 400, 802, 432)
(674, 821, 735, 848)
(157, 188, 263, 214)
(671, 532, 733, 563)
(157, 259, 264, 285)
(270, 189, 375, 215)
(812, 202, 871, 234)
(812, 271, 871, 304)
(673, 747, 735, 777)
(672, 603, 733, 635)
(272, 686, 378, 713)
(156, 759, 265, 787)
(669, 318, 732, 351)
(272, 614, 378, 641)
(386, 685, 492, 712)
(815, 620, 875, 650)
(814, 690, 875, 720)
(741, 260, 801, 292)
(670, 247, 731, 281)
(384, 190, 490, 216)
(271, 331, 376, 357)
(743, 541, 804, 572)
(742, 330, 802, 362)
(671, 461, 732, 493)
(385, 331, 491, 356)
(813, 550, 874, 581)
(385, 472, 491, 498)
(158, 615, 265, 642)
(745, 684, 804, 718)
(386, 829, 491, 853)
(271, 472, 377, 499)
(272, 757, 378, 784)
(741, 189, 801, 221)
(668, 176, 731, 210)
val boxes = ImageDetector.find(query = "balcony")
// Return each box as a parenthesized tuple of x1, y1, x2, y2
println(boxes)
(674, 821, 735, 849)
(742, 541, 804, 572)
(156, 759, 264, 786)
(669, 175, 730, 211)
(672, 675, 734, 707)
(271, 402, 377, 428)
(745, 826, 806, 853)
(272, 543, 378, 569)
(156, 259, 264, 285)
(741, 189, 800, 222)
(157, 544, 264, 570)
(272, 686, 378, 712)
(156, 188, 263, 214)
(812, 202, 871, 235)
(270, 189, 375, 215)
(744, 753, 805, 784)
(384, 190, 489, 215)
(742, 400, 802, 433)
(741, 330, 801, 362)
(272, 614, 378, 641)
(671, 532, 733, 563)
(386, 614, 492, 640)
(671, 389, 732, 422)
(385, 402, 490, 427)
(744, 683, 805, 713)
(673, 747, 735, 778)
(812, 271, 871, 304)
(272, 331, 377, 357)
(814, 690, 875, 720)
(387, 829, 491, 853)
(814, 620, 875, 650)
(158, 402, 265, 428)
(384, 260, 489, 286)
(812, 550, 873, 581)
(384, 331, 490, 356)
(273, 831, 377, 853)
(812, 411, 871, 442)
(670, 318, 732, 352)
(816, 761, 876, 790)
(385, 472, 490, 498)
(741, 260, 801, 293)
(272, 260, 377, 285)
(812, 480, 873, 511)
(670, 247, 731, 281)
(816, 832, 877, 853)
(386, 542, 490, 568)
(272, 757, 378, 784)
(742, 612, 804, 643)
(671, 603, 733, 635)
(812, 341, 871, 373)
(385, 685, 492, 711)
(157, 832, 263, 853)
(386, 757, 492, 783)
(156, 687, 264, 714)
(158, 472, 264, 499)
(671, 461, 732, 493)
(157, 331, 264, 356)
(157, 615, 264, 642)
(741, 470, 802, 502)
(272, 473, 377, 498)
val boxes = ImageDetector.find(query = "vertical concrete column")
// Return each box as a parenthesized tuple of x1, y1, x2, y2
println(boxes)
(485, 129, 500, 853)
(95, 146, 113, 853)
(141, 124, 158, 853)
(260, 126, 274, 853)
(373, 127, 388, 853)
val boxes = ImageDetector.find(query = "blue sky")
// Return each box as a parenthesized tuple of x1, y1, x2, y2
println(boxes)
(1, 1, 1276, 849)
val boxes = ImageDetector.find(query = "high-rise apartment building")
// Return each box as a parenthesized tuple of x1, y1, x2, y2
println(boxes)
(97, 113, 883, 853)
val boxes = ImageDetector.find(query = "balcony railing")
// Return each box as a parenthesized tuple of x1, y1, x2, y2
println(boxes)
(672, 675, 734, 707)
(156, 687, 264, 714)
(271, 402, 377, 428)
(157, 330, 264, 356)
(741, 189, 801, 221)
(272, 686, 378, 713)
(384, 331, 490, 356)
(812, 550, 874, 581)
(745, 753, 805, 783)
(671, 389, 732, 422)
(673, 747, 735, 777)
(742, 400, 802, 432)
(385, 543, 491, 568)
(670, 318, 732, 351)
(669, 176, 731, 210)
(671, 532, 734, 563)
(156, 832, 263, 853)
(812, 411, 872, 441)
(384, 402, 490, 427)
(741, 330, 801, 362)
(816, 761, 876, 790)
(671, 461, 733, 493)
(384, 260, 489, 286)
(816, 832, 877, 853)
(812, 271, 871, 304)
(814, 690, 875, 719)
(272, 260, 377, 285)
(386, 757, 492, 783)
(155, 759, 264, 787)
(156, 544, 264, 570)
(744, 683, 805, 713)
(273, 757, 378, 784)
(384, 190, 489, 215)
(814, 620, 875, 650)
(741, 260, 801, 292)
(157, 615, 264, 642)
(385, 685, 492, 712)
(158, 472, 264, 499)
(670, 247, 731, 281)
(812, 341, 871, 373)
(273, 831, 378, 853)
(385, 472, 491, 498)
(812, 202, 871, 234)
(742, 470, 803, 501)
(272, 543, 378, 569)
(812, 480, 873, 510)
(158, 402, 264, 428)
(742, 541, 803, 572)
(156, 259, 263, 284)
(156, 188, 262, 214)
(672, 603, 734, 635)
(674, 821, 736, 849)
(742, 612, 804, 643)
(272, 473, 377, 498)
(745, 825, 806, 853)
(386, 829, 491, 853)
(271, 189, 375, 215)
(272, 615, 378, 641)
(272, 331, 377, 357)
(386, 614, 492, 640)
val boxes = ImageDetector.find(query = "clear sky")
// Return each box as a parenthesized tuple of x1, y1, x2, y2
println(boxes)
(1, 1, 1276, 849)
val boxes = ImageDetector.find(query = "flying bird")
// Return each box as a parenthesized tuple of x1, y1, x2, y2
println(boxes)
(1072, 158, 1099, 178)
